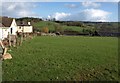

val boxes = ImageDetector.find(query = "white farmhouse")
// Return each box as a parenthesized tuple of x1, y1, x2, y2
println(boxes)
(17, 21, 33, 33)
(0, 17, 33, 40)
(0, 17, 17, 40)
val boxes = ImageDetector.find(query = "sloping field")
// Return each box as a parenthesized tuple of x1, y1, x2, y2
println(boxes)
(2, 36, 118, 81)
(33, 21, 84, 32)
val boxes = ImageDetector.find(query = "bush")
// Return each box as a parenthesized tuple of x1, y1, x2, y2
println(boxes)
(54, 24, 63, 34)
(42, 27, 49, 33)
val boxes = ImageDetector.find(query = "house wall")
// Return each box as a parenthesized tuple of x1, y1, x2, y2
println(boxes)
(17, 26, 33, 33)
(17, 26, 23, 32)
(0, 28, 2, 40)
(0, 27, 9, 40)
(10, 19, 17, 35)
(23, 26, 33, 33)
(3, 28, 9, 38)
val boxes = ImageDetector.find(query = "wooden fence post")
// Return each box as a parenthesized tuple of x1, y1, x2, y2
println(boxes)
(0, 40, 5, 60)
(20, 30, 23, 45)
(8, 32, 11, 47)
(13, 35, 17, 47)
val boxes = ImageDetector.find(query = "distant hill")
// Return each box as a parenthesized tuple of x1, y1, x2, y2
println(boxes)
(14, 17, 120, 36)
(55, 21, 119, 36)
(55, 21, 118, 32)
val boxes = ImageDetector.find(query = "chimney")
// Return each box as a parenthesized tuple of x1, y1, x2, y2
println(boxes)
(28, 22, 31, 25)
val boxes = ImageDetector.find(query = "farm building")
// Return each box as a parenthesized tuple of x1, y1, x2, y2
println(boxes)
(17, 21, 33, 33)
(0, 17, 33, 40)
(0, 17, 17, 40)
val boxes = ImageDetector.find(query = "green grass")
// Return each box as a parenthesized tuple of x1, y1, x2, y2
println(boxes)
(33, 21, 56, 32)
(2, 36, 118, 81)
(62, 25, 83, 32)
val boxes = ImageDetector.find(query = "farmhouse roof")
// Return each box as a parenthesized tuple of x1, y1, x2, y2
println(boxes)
(0, 23, 5, 27)
(0, 17, 13, 27)
(16, 21, 31, 26)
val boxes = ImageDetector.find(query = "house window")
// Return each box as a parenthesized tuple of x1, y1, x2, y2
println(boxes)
(10, 28, 13, 34)
(19, 27, 21, 29)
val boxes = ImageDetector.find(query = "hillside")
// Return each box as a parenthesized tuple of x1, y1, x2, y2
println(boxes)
(33, 21, 84, 33)
(56, 21, 118, 32)
(16, 17, 119, 36)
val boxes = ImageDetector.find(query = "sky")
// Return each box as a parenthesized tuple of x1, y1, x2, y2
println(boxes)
(0, 1, 119, 22)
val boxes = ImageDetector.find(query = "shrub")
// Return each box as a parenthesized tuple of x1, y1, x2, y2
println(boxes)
(54, 24, 63, 34)
(42, 27, 49, 33)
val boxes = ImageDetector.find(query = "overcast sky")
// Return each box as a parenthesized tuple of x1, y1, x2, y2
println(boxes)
(1, 1, 119, 22)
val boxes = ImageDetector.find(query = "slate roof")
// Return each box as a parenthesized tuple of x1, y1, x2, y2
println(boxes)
(16, 21, 31, 26)
(0, 17, 31, 27)
(0, 17, 13, 27)
(0, 23, 5, 27)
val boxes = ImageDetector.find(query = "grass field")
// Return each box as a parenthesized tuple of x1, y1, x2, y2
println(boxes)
(2, 36, 118, 81)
